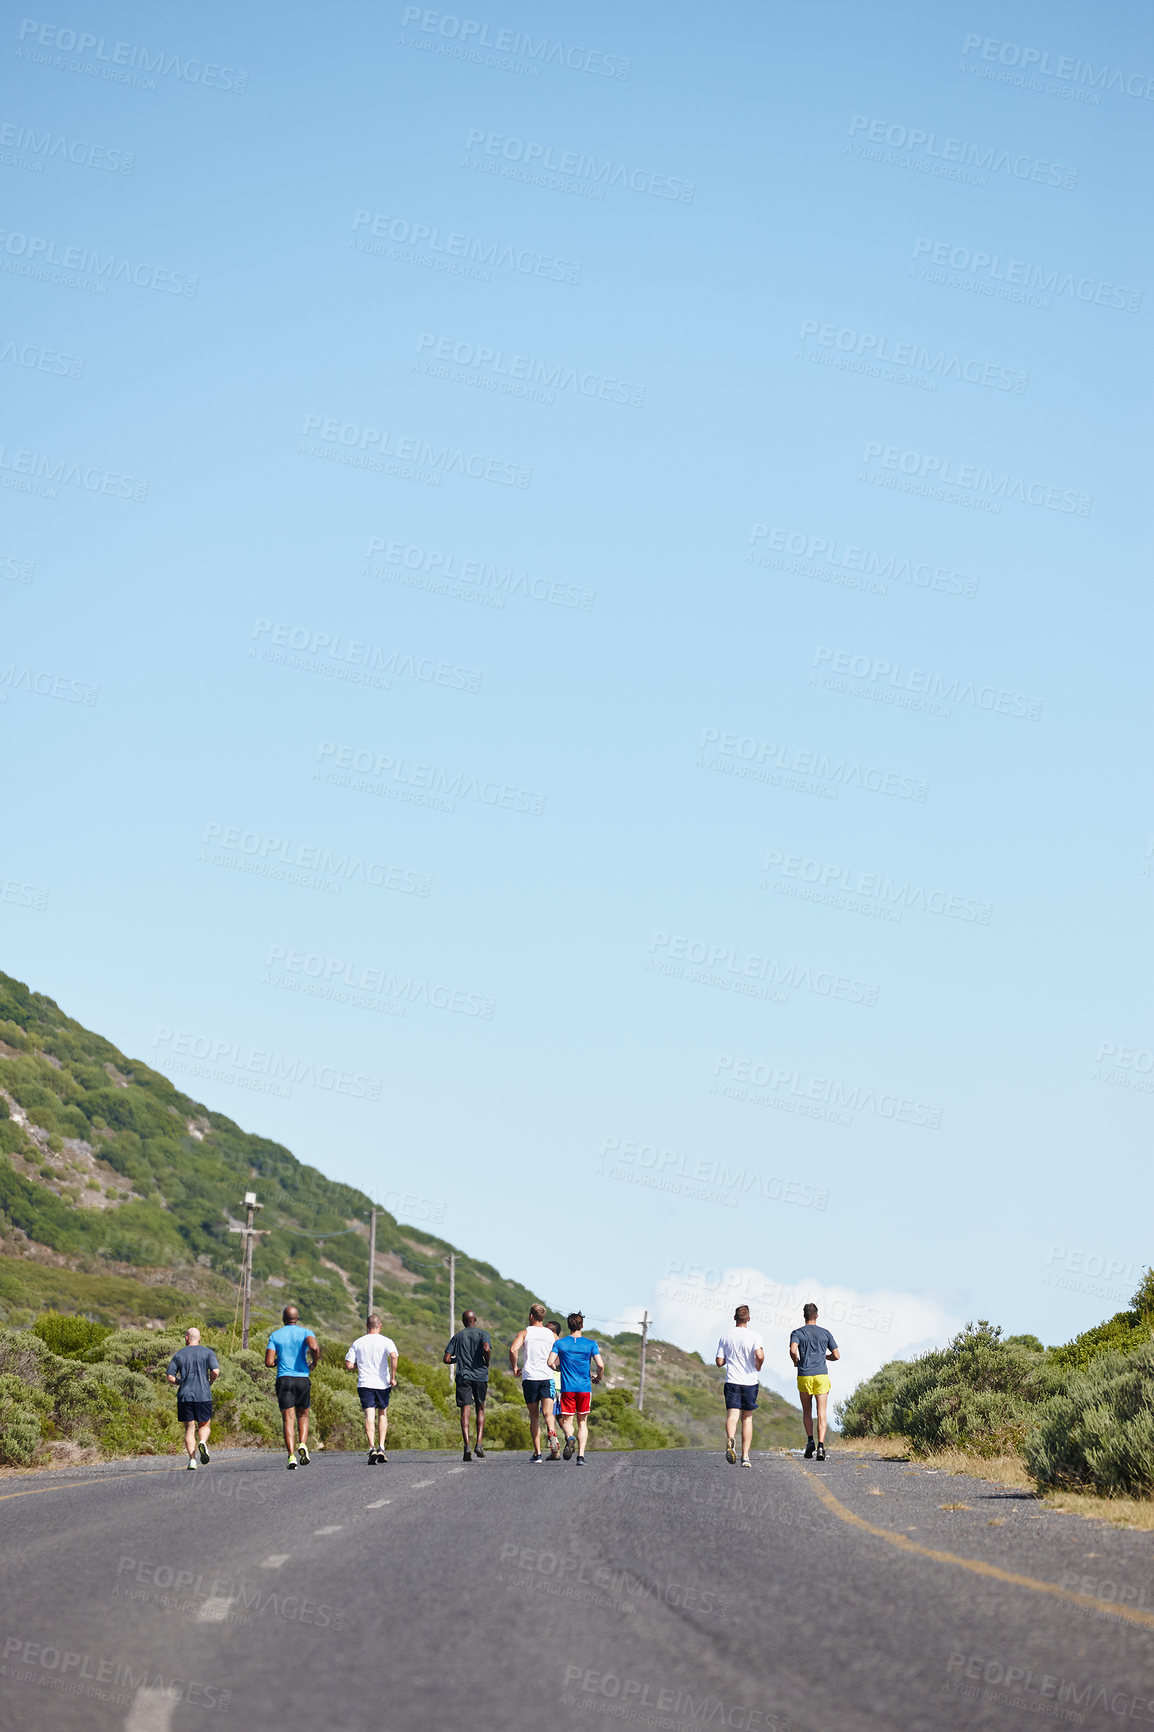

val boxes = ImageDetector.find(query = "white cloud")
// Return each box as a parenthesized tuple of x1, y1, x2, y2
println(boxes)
(649, 1264, 963, 1408)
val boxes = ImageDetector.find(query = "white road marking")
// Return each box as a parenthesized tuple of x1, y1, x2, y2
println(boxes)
(365, 1499, 391, 1509)
(124, 1686, 177, 1730)
(410, 1479, 435, 1488)
(196, 1596, 233, 1622)
(447, 1467, 467, 1475)
(313, 1525, 343, 1534)
(260, 1554, 290, 1568)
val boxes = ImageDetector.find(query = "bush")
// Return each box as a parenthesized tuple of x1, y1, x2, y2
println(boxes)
(838, 1322, 1067, 1456)
(30, 1311, 111, 1357)
(587, 1387, 673, 1450)
(482, 1405, 532, 1451)
(383, 1383, 454, 1450)
(1024, 1345, 1154, 1497)
(0, 1404, 40, 1465)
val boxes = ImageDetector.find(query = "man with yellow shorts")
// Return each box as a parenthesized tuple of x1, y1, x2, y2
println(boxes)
(789, 1302, 839, 1461)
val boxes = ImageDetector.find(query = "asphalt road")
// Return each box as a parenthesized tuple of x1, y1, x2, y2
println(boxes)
(2, 1444, 1153, 1732)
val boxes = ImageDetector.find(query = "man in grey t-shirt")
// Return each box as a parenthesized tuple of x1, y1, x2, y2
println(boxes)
(166, 1327, 220, 1470)
(789, 1302, 839, 1461)
(443, 1309, 490, 1461)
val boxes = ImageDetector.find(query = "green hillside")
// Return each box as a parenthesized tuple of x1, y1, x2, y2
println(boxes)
(0, 967, 804, 1461)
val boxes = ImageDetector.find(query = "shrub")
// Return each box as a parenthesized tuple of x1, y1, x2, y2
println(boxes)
(482, 1405, 532, 1451)
(0, 1404, 40, 1465)
(384, 1383, 454, 1450)
(1024, 1345, 1154, 1497)
(1050, 1270, 1154, 1372)
(838, 1322, 1067, 1456)
(92, 1327, 185, 1375)
(30, 1311, 111, 1358)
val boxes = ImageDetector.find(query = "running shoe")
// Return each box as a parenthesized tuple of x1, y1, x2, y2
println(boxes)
(186, 1458, 198, 1471)
(725, 1438, 737, 1465)
(576, 1455, 586, 1465)
(804, 1437, 815, 1459)
(198, 1441, 211, 1464)
(368, 1450, 378, 1466)
(286, 1453, 298, 1469)
(474, 1445, 485, 1459)
(530, 1452, 543, 1463)
(297, 1443, 311, 1466)
(462, 1448, 472, 1462)
(741, 1458, 751, 1468)
(815, 1442, 826, 1461)
(548, 1435, 560, 1460)
(377, 1453, 388, 1464)
(562, 1436, 576, 1461)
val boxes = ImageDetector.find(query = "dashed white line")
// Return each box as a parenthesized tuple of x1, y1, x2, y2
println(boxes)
(365, 1499, 391, 1509)
(410, 1479, 435, 1488)
(124, 1685, 177, 1730)
(313, 1525, 343, 1535)
(260, 1554, 290, 1568)
(196, 1597, 233, 1623)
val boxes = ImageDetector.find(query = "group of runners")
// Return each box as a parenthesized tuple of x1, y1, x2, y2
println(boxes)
(164, 1298, 839, 1468)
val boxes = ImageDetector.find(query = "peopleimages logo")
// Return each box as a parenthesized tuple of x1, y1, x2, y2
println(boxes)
(200, 823, 432, 897)
(761, 849, 992, 926)
(647, 931, 879, 1007)
(711, 1055, 943, 1130)
(811, 646, 1043, 720)
(847, 115, 1077, 187)
(861, 441, 1092, 516)
(747, 524, 978, 599)
(351, 210, 581, 286)
(961, 34, 1154, 101)
(15, 19, 248, 91)
(697, 727, 929, 803)
(264, 944, 496, 1021)
(797, 319, 1026, 393)
(464, 129, 694, 201)
(400, 8, 631, 79)
(0, 119, 134, 173)
(0, 227, 198, 295)
(301, 413, 531, 489)
(911, 238, 1142, 313)
(414, 332, 645, 407)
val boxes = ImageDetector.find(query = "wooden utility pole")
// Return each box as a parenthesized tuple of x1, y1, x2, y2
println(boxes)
(367, 1207, 377, 1320)
(638, 1311, 650, 1412)
(447, 1253, 456, 1385)
(229, 1192, 266, 1350)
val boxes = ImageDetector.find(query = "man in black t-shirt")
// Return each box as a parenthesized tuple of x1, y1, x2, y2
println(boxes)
(166, 1327, 220, 1470)
(443, 1309, 490, 1461)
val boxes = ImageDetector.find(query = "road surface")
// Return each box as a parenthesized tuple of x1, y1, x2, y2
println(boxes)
(2, 1445, 1152, 1731)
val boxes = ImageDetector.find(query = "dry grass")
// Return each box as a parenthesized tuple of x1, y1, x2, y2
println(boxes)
(1039, 1489, 1154, 1532)
(826, 1436, 910, 1461)
(836, 1436, 1154, 1530)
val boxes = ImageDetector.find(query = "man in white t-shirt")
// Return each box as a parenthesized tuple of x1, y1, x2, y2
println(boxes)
(509, 1302, 561, 1462)
(715, 1304, 765, 1467)
(344, 1313, 399, 1464)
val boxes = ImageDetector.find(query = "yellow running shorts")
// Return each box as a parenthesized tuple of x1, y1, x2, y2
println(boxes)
(797, 1375, 831, 1395)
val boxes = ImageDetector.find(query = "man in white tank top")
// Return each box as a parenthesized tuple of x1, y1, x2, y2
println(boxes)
(509, 1302, 561, 1461)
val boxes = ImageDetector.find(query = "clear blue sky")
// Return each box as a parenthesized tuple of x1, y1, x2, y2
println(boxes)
(3, 0, 1151, 1390)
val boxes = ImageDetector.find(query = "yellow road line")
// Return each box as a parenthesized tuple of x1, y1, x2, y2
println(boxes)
(0, 1467, 184, 1504)
(795, 1464, 1154, 1631)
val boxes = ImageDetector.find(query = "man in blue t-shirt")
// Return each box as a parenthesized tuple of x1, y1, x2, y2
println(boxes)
(789, 1301, 839, 1461)
(265, 1304, 320, 1469)
(548, 1312, 603, 1464)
